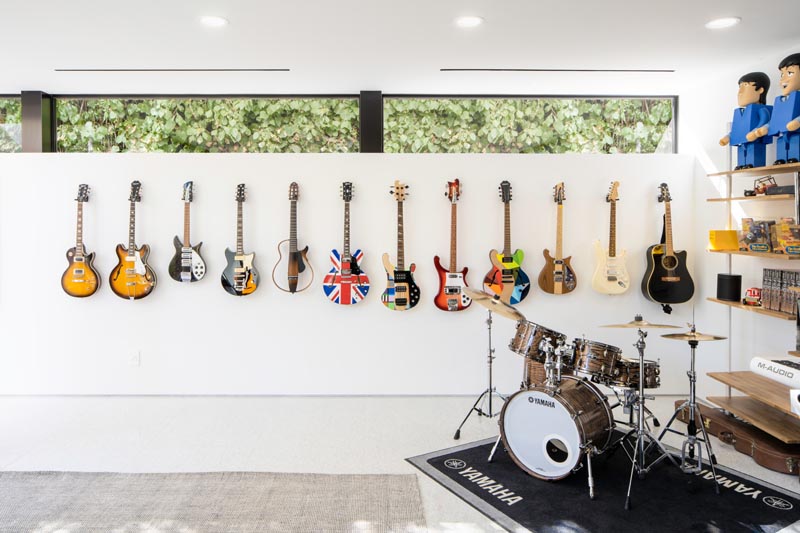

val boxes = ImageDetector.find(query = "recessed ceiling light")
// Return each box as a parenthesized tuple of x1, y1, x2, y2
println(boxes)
(455, 16, 484, 29)
(200, 15, 229, 28)
(705, 16, 741, 30)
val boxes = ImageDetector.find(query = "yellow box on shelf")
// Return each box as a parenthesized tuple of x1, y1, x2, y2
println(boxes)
(708, 230, 739, 251)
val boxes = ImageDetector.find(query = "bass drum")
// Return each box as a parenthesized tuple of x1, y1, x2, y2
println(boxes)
(500, 376, 613, 480)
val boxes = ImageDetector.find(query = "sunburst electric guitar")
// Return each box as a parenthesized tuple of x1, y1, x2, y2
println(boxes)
(483, 180, 530, 305)
(61, 184, 100, 297)
(433, 179, 471, 312)
(591, 181, 630, 294)
(323, 181, 369, 305)
(168, 181, 206, 283)
(109, 180, 157, 300)
(272, 182, 314, 293)
(382, 180, 421, 311)
(221, 184, 259, 296)
(538, 182, 577, 295)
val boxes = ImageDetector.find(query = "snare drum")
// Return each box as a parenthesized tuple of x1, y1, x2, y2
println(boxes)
(509, 321, 567, 363)
(609, 359, 661, 389)
(572, 339, 622, 384)
(523, 358, 573, 388)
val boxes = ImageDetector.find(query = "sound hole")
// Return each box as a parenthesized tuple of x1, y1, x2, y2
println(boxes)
(661, 255, 678, 270)
(546, 438, 569, 463)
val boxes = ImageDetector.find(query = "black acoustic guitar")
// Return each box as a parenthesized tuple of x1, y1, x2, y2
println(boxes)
(641, 183, 694, 309)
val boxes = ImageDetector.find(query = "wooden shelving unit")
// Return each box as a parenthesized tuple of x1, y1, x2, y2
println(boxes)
(789, 351, 800, 357)
(706, 194, 794, 203)
(707, 249, 800, 260)
(706, 297, 795, 320)
(707, 162, 800, 178)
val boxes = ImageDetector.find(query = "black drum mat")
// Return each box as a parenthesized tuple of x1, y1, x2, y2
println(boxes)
(408, 436, 800, 532)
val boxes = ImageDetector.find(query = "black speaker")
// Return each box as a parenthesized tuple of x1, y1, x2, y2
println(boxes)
(716, 274, 742, 302)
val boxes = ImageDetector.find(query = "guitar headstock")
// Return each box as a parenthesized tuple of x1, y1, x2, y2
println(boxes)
(236, 183, 246, 203)
(499, 180, 512, 203)
(341, 181, 353, 202)
(445, 179, 461, 204)
(390, 180, 408, 202)
(553, 182, 565, 205)
(289, 182, 299, 201)
(76, 184, 90, 203)
(182, 181, 194, 202)
(606, 181, 620, 203)
(129, 181, 142, 203)
(657, 182, 672, 203)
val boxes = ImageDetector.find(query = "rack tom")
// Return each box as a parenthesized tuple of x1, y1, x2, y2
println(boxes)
(609, 359, 661, 389)
(509, 321, 567, 363)
(572, 339, 622, 384)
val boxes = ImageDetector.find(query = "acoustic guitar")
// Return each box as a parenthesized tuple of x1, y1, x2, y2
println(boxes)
(322, 181, 370, 305)
(483, 181, 530, 305)
(109, 180, 157, 300)
(221, 183, 259, 296)
(591, 181, 630, 294)
(433, 179, 471, 312)
(272, 182, 314, 293)
(538, 182, 577, 295)
(381, 180, 421, 311)
(168, 181, 207, 283)
(61, 184, 100, 297)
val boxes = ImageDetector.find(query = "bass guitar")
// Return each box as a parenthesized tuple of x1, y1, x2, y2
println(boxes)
(483, 181, 530, 305)
(381, 180, 421, 311)
(61, 184, 100, 297)
(322, 181, 369, 305)
(538, 182, 577, 295)
(272, 182, 314, 293)
(221, 183, 259, 296)
(642, 182, 694, 307)
(591, 181, 630, 294)
(433, 179, 471, 311)
(109, 180, 157, 300)
(168, 181, 207, 283)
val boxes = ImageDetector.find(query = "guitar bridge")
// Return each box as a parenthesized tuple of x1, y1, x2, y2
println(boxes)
(661, 276, 680, 282)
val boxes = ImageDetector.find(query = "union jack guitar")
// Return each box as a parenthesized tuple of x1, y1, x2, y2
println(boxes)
(433, 179, 471, 311)
(323, 182, 370, 305)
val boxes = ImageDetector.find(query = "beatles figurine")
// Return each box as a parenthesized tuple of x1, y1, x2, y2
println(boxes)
(757, 53, 800, 165)
(720, 72, 771, 170)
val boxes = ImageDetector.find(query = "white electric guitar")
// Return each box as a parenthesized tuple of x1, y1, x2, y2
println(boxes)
(591, 181, 630, 294)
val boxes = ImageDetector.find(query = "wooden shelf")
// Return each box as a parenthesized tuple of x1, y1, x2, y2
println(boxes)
(707, 395, 800, 444)
(706, 297, 795, 320)
(789, 351, 800, 357)
(706, 194, 795, 203)
(707, 249, 800, 259)
(708, 371, 797, 417)
(707, 162, 800, 178)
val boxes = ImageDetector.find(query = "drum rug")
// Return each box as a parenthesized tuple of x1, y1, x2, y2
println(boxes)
(0, 471, 426, 532)
(407, 436, 800, 532)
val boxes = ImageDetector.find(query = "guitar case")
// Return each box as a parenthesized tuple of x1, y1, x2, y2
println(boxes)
(674, 400, 800, 476)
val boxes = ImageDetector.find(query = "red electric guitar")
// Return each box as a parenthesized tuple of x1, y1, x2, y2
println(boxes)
(433, 179, 471, 311)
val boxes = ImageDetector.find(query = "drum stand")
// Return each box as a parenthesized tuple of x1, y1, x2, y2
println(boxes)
(454, 310, 507, 440)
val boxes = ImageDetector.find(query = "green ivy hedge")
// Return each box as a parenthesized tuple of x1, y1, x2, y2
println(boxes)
(0, 98, 22, 153)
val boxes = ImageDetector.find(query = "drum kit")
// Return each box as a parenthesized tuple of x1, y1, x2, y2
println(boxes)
(456, 288, 726, 508)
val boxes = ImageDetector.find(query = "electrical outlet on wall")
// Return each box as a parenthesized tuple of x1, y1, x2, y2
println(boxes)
(128, 350, 141, 367)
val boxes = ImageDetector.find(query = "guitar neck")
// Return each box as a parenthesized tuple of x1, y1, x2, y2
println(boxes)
(502, 201, 511, 256)
(664, 200, 674, 256)
(343, 200, 351, 259)
(128, 201, 136, 251)
(236, 200, 244, 255)
(449, 203, 457, 272)
(290, 200, 298, 253)
(555, 204, 563, 259)
(75, 201, 85, 257)
(397, 201, 405, 271)
(609, 202, 616, 258)
(183, 202, 191, 246)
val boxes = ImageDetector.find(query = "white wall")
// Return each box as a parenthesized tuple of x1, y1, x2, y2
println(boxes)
(0, 153, 697, 395)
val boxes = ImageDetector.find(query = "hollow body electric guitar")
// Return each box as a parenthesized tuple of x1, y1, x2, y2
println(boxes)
(483, 181, 530, 305)
(109, 180, 157, 300)
(433, 179, 471, 312)
(591, 181, 630, 294)
(61, 184, 100, 297)
(323, 182, 369, 305)
(642, 182, 694, 306)
(538, 182, 577, 295)
(168, 181, 206, 283)
(221, 184, 259, 296)
(382, 180, 421, 311)
(272, 182, 314, 293)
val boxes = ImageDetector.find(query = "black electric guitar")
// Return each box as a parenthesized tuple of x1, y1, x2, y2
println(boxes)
(168, 181, 206, 283)
(272, 182, 314, 293)
(381, 180, 421, 311)
(642, 183, 694, 308)
(221, 184, 259, 296)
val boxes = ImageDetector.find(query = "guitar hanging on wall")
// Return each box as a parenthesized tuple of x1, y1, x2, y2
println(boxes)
(168, 181, 206, 283)
(642, 182, 694, 312)
(591, 181, 630, 294)
(221, 183, 260, 296)
(322, 181, 369, 305)
(272, 182, 314, 293)
(483, 180, 530, 305)
(61, 184, 100, 298)
(381, 180, 421, 311)
(433, 179, 471, 312)
(538, 182, 577, 295)
(109, 180, 157, 300)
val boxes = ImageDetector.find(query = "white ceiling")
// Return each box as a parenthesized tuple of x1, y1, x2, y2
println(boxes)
(2, 0, 799, 95)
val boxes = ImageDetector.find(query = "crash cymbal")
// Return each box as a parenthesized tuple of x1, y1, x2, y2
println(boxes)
(601, 314, 679, 329)
(463, 288, 526, 321)
(661, 331, 727, 342)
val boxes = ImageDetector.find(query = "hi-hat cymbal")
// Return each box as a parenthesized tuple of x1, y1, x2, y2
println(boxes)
(601, 315, 679, 329)
(463, 288, 526, 321)
(661, 331, 727, 342)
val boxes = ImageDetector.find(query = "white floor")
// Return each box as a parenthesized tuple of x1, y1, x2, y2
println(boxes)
(0, 395, 797, 532)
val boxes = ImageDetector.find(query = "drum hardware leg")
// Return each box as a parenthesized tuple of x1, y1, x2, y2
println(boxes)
(584, 444, 597, 500)
(487, 435, 503, 462)
(625, 436, 638, 510)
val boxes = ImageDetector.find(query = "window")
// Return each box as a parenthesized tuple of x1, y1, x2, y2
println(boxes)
(56, 97, 360, 153)
(384, 97, 675, 154)
(0, 98, 22, 153)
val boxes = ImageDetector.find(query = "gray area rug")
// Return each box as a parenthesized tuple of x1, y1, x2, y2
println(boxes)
(0, 471, 427, 533)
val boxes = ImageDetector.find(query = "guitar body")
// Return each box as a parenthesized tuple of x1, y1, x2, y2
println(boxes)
(109, 244, 156, 300)
(483, 249, 530, 305)
(433, 256, 471, 311)
(538, 249, 577, 295)
(61, 249, 100, 297)
(222, 248, 259, 296)
(642, 245, 694, 304)
(323, 248, 370, 305)
(591, 241, 630, 295)
(381, 253, 420, 311)
(168, 236, 206, 283)
(273, 239, 313, 293)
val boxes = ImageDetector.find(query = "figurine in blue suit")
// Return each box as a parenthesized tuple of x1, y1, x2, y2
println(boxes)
(756, 53, 800, 164)
(720, 72, 772, 169)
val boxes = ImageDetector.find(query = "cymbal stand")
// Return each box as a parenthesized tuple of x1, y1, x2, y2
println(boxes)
(454, 310, 507, 440)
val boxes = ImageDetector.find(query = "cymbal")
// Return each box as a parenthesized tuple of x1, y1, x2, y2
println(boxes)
(463, 288, 526, 321)
(601, 315, 679, 329)
(661, 331, 727, 342)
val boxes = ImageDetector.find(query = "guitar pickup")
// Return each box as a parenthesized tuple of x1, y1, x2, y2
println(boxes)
(395, 298, 408, 306)
(444, 287, 460, 295)
(74, 269, 84, 275)
(606, 276, 618, 281)
(395, 286, 408, 293)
